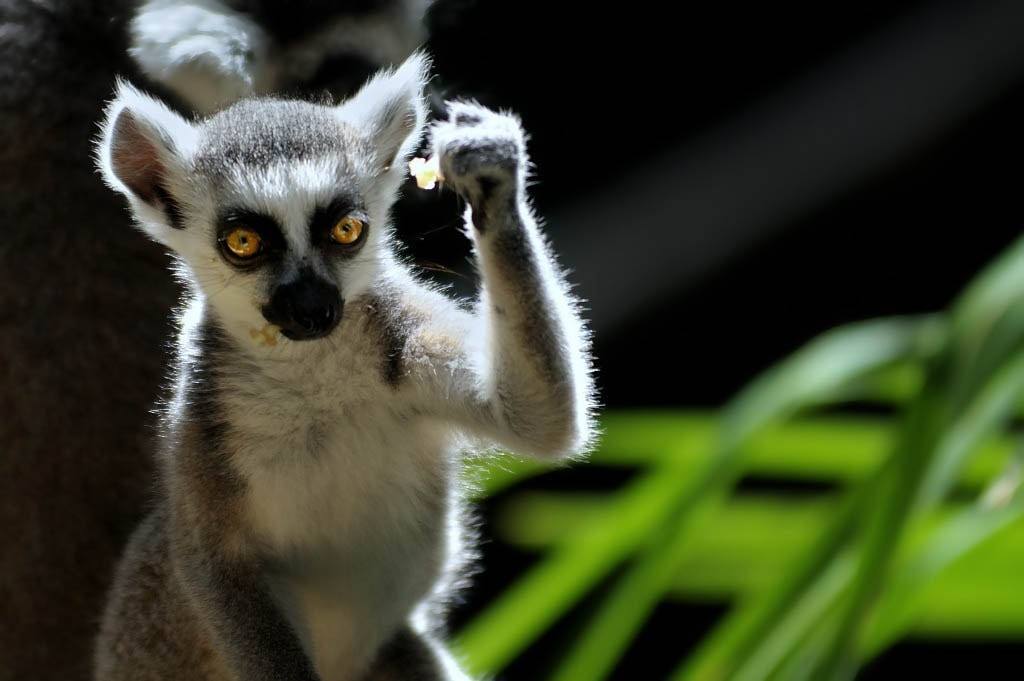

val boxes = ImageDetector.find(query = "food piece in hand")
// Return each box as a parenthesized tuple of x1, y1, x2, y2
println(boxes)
(408, 155, 442, 190)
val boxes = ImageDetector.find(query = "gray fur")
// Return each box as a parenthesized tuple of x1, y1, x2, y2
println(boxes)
(196, 99, 363, 171)
(93, 57, 595, 681)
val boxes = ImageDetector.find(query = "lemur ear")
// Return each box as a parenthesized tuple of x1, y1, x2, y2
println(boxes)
(336, 52, 429, 172)
(97, 81, 197, 232)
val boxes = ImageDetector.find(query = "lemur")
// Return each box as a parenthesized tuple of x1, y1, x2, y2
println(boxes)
(128, 0, 430, 114)
(92, 53, 594, 680)
(0, 2, 434, 678)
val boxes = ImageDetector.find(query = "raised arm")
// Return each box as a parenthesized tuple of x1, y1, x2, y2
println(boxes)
(416, 103, 596, 459)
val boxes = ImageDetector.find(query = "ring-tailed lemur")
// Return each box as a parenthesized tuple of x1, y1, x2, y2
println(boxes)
(1, 3, 432, 678)
(129, 0, 429, 114)
(93, 53, 594, 680)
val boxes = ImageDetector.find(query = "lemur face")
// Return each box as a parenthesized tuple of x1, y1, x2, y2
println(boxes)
(98, 55, 428, 344)
(185, 99, 383, 341)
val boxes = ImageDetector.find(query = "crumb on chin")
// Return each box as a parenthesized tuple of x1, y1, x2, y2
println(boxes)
(408, 156, 443, 190)
(250, 323, 280, 347)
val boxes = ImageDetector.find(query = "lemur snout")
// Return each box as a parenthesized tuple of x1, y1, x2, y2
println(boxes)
(262, 273, 342, 341)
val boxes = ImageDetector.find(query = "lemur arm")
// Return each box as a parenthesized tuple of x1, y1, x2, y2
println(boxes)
(173, 524, 320, 681)
(414, 103, 594, 459)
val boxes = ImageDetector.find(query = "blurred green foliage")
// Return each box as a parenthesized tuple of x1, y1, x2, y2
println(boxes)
(455, 234, 1024, 681)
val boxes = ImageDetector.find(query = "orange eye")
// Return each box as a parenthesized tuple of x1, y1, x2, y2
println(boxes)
(330, 215, 364, 245)
(224, 227, 262, 258)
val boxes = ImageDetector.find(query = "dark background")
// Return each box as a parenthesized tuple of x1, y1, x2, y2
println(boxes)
(412, 0, 1024, 678)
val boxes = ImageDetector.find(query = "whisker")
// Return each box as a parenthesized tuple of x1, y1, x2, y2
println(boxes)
(414, 220, 462, 239)
(414, 261, 471, 281)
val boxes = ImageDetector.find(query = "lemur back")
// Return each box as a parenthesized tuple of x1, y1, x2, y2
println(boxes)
(93, 55, 594, 681)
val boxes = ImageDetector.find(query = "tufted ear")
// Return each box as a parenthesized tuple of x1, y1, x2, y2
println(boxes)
(97, 81, 197, 235)
(335, 52, 429, 173)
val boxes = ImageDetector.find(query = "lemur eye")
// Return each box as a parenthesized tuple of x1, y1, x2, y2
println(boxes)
(223, 228, 262, 259)
(330, 215, 364, 245)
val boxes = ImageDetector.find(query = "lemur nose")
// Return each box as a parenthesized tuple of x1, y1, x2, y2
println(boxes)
(262, 274, 343, 341)
(293, 301, 337, 334)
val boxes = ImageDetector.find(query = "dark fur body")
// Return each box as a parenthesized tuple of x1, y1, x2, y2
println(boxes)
(0, 2, 420, 679)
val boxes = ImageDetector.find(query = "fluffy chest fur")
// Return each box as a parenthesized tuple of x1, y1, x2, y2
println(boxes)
(209, 302, 457, 678)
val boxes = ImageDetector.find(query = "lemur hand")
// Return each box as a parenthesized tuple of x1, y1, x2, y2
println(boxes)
(430, 102, 527, 231)
(129, 1, 276, 114)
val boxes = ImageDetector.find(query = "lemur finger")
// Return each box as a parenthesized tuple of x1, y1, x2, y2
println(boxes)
(448, 101, 483, 127)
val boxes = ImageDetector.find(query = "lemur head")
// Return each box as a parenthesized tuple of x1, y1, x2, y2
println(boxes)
(97, 54, 428, 343)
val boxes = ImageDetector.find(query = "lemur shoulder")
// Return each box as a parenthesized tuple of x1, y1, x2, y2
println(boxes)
(93, 54, 595, 681)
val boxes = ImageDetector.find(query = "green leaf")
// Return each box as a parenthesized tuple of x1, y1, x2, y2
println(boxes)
(916, 351, 1024, 511)
(454, 456, 699, 675)
(547, 317, 936, 681)
(672, 470, 881, 681)
(734, 555, 852, 681)
(812, 236, 1024, 681)
(861, 503, 1024, 656)
(495, 491, 1024, 643)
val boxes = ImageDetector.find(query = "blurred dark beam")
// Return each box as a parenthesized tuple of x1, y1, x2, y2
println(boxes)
(551, 0, 1024, 333)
